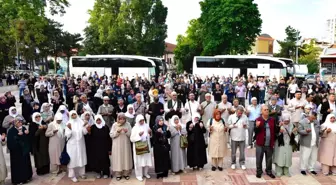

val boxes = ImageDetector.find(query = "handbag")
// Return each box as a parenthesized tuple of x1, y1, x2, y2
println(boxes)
(180, 135, 188, 148)
(135, 140, 150, 155)
(60, 141, 70, 165)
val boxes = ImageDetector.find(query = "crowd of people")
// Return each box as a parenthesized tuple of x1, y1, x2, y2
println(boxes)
(0, 71, 335, 184)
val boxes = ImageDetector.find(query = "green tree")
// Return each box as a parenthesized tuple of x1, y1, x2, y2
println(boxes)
(0, 0, 70, 72)
(199, 0, 262, 55)
(277, 26, 301, 59)
(298, 39, 321, 73)
(174, 19, 203, 73)
(84, 0, 168, 56)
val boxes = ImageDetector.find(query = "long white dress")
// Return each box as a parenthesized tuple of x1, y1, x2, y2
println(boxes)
(65, 111, 88, 169)
(0, 138, 7, 185)
(130, 115, 153, 178)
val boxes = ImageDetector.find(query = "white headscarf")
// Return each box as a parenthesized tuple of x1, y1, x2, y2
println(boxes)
(192, 112, 201, 125)
(68, 110, 85, 140)
(94, 114, 106, 129)
(53, 113, 65, 138)
(56, 105, 69, 124)
(81, 111, 94, 126)
(32, 112, 42, 125)
(9, 106, 18, 118)
(135, 114, 149, 142)
(94, 87, 104, 99)
(41, 103, 51, 113)
(125, 104, 135, 118)
(322, 114, 336, 133)
(170, 115, 185, 129)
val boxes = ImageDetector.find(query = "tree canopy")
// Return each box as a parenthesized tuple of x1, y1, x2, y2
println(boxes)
(83, 0, 168, 57)
(276, 26, 301, 59)
(174, 0, 262, 72)
(0, 0, 82, 72)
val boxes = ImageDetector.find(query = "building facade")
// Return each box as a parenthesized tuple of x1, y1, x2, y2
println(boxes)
(325, 16, 336, 44)
(251, 33, 274, 56)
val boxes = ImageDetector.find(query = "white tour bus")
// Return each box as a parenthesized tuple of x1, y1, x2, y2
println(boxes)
(192, 55, 287, 80)
(69, 55, 157, 79)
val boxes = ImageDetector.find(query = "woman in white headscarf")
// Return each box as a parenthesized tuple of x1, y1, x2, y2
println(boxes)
(56, 105, 69, 125)
(186, 112, 207, 170)
(89, 115, 111, 179)
(130, 115, 153, 181)
(273, 113, 297, 177)
(125, 104, 135, 127)
(318, 114, 336, 175)
(110, 113, 132, 181)
(2, 106, 25, 130)
(45, 113, 66, 174)
(40, 103, 54, 123)
(169, 115, 187, 174)
(80, 111, 94, 172)
(65, 110, 89, 182)
(93, 86, 104, 108)
(29, 112, 50, 175)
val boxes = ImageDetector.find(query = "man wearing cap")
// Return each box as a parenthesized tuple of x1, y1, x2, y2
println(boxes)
(246, 97, 261, 149)
(164, 91, 184, 121)
(200, 93, 217, 145)
(288, 91, 307, 126)
(97, 96, 114, 128)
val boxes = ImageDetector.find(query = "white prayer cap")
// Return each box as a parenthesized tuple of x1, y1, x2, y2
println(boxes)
(171, 91, 177, 96)
(205, 93, 211, 97)
(103, 96, 110, 100)
(251, 97, 257, 101)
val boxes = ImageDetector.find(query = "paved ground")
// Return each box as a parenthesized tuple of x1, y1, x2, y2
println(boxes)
(0, 88, 331, 185)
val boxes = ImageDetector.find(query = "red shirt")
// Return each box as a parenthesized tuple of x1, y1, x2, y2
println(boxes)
(255, 116, 276, 147)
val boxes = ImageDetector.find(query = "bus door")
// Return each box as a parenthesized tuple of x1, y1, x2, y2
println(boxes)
(111, 67, 119, 76)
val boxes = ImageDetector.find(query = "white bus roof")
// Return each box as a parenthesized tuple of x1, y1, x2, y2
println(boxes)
(71, 55, 156, 66)
(320, 55, 336, 59)
(214, 55, 287, 67)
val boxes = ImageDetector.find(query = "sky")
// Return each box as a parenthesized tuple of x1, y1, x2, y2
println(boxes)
(46, 0, 336, 52)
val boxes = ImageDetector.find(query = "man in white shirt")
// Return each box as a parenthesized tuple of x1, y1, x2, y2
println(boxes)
(228, 106, 248, 170)
(184, 93, 201, 121)
(164, 91, 184, 121)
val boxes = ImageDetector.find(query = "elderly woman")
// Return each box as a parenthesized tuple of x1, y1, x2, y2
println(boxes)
(65, 111, 89, 182)
(318, 114, 336, 175)
(56, 105, 69, 125)
(30, 112, 50, 175)
(41, 103, 54, 124)
(45, 113, 65, 174)
(169, 115, 187, 174)
(273, 114, 298, 177)
(153, 116, 171, 179)
(89, 115, 111, 179)
(2, 106, 26, 130)
(207, 109, 228, 171)
(130, 115, 153, 181)
(7, 117, 33, 184)
(125, 104, 135, 127)
(110, 113, 133, 181)
(186, 113, 207, 170)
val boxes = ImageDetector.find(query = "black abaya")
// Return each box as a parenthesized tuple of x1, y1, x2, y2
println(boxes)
(7, 126, 33, 184)
(153, 124, 171, 178)
(186, 121, 207, 168)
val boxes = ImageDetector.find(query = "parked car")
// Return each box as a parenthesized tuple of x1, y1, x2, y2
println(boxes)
(305, 74, 316, 84)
